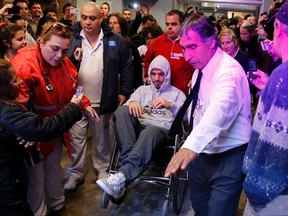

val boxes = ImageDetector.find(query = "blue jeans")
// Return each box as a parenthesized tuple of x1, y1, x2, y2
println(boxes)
(114, 105, 169, 181)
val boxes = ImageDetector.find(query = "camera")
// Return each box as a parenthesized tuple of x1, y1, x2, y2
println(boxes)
(249, 59, 257, 79)
(128, 3, 138, 9)
(69, 8, 79, 14)
(7, 6, 20, 14)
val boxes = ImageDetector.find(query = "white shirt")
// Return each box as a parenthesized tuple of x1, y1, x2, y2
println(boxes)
(137, 45, 147, 57)
(182, 48, 252, 154)
(78, 29, 104, 107)
(26, 32, 36, 45)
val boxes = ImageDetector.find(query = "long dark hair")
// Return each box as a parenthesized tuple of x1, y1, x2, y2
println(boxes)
(0, 59, 17, 104)
(107, 13, 129, 40)
(0, 22, 24, 58)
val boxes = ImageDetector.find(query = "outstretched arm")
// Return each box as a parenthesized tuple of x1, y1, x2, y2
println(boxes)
(164, 148, 197, 177)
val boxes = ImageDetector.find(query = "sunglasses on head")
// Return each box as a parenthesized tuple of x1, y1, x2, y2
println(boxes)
(43, 22, 67, 35)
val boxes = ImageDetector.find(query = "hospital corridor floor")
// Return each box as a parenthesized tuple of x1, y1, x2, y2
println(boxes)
(60, 137, 246, 216)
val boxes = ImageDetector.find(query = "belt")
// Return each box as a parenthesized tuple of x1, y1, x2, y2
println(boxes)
(200, 144, 248, 158)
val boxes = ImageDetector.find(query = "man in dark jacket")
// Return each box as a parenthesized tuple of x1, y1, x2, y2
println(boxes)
(65, 2, 134, 193)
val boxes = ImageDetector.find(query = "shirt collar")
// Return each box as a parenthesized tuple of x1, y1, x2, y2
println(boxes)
(165, 33, 179, 42)
(80, 29, 104, 41)
(201, 47, 223, 80)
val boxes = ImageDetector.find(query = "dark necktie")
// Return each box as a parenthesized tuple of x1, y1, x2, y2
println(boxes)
(168, 70, 203, 137)
(189, 70, 203, 131)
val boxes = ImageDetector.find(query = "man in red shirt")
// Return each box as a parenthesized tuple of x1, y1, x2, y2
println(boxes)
(144, 10, 194, 95)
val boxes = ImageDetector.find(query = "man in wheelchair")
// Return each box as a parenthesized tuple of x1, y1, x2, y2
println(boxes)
(96, 55, 186, 199)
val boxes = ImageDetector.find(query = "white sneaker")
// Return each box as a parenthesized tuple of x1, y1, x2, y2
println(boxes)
(96, 172, 126, 199)
(64, 177, 85, 193)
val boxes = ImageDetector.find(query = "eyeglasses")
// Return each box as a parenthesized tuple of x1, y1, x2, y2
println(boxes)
(43, 22, 67, 36)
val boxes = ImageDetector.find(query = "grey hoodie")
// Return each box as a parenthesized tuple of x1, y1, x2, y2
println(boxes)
(125, 55, 186, 129)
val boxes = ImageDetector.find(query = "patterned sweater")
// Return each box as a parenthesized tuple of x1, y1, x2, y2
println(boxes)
(242, 60, 288, 209)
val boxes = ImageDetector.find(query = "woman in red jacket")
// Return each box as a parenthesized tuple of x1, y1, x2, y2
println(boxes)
(10, 21, 99, 216)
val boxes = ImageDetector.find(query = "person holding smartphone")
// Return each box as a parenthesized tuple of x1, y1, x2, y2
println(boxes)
(59, 2, 78, 31)
(12, 0, 34, 38)
(247, 40, 281, 93)
(0, 4, 13, 21)
(243, 3, 288, 215)
(0, 59, 83, 216)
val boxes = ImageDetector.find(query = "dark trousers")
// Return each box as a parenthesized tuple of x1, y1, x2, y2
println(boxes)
(0, 200, 33, 216)
(189, 146, 246, 216)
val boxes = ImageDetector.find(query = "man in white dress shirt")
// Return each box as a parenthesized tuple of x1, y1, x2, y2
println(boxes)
(165, 15, 252, 216)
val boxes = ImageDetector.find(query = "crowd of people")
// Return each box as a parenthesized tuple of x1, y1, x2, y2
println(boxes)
(0, 0, 287, 216)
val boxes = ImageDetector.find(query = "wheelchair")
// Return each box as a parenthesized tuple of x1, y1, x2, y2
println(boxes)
(99, 124, 189, 215)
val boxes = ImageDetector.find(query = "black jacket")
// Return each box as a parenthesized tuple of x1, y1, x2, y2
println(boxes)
(0, 101, 82, 205)
(239, 35, 260, 59)
(234, 49, 258, 94)
(67, 22, 134, 115)
(129, 40, 143, 89)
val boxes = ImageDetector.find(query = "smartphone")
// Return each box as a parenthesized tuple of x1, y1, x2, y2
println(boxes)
(8, 6, 20, 14)
(69, 8, 79, 14)
(261, 41, 269, 51)
(128, 4, 138, 9)
(76, 86, 84, 96)
(249, 59, 257, 79)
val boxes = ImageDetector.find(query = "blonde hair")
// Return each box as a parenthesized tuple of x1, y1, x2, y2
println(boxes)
(240, 21, 256, 35)
(218, 28, 238, 43)
(247, 16, 258, 26)
(40, 21, 72, 42)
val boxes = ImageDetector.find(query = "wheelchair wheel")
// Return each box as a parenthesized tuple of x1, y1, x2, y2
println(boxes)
(100, 191, 110, 208)
(172, 170, 187, 214)
(110, 187, 126, 204)
(162, 198, 171, 216)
